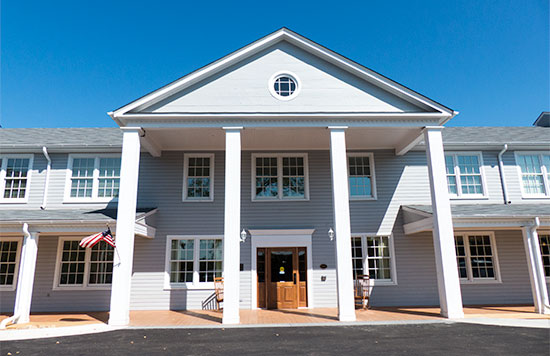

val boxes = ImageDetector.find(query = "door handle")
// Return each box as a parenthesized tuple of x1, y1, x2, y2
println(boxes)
(293, 272, 297, 284)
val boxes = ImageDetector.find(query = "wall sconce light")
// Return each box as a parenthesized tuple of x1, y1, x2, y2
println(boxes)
(240, 229, 247, 243)
(328, 228, 335, 241)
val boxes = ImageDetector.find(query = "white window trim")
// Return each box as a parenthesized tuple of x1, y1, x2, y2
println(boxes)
(347, 152, 377, 201)
(0, 154, 34, 204)
(251, 153, 310, 202)
(538, 230, 550, 283)
(514, 151, 550, 199)
(268, 71, 301, 101)
(164, 235, 224, 290)
(52, 236, 113, 290)
(455, 231, 502, 284)
(63, 154, 121, 203)
(182, 153, 215, 202)
(444, 152, 489, 199)
(351, 233, 397, 286)
(0, 236, 23, 291)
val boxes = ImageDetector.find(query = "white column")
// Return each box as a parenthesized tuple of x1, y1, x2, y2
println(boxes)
(109, 128, 141, 326)
(222, 127, 242, 324)
(424, 126, 464, 318)
(522, 218, 550, 314)
(13, 224, 39, 324)
(329, 127, 356, 322)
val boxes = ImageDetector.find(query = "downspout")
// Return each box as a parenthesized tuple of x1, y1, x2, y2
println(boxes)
(497, 144, 510, 204)
(0, 223, 30, 329)
(40, 147, 51, 210)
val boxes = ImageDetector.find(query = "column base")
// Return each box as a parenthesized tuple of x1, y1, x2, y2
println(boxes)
(222, 315, 240, 325)
(338, 312, 356, 322)
(16, 315, 30, 324)
(108, 316, 130, 326)
(440, 309, 464, 319)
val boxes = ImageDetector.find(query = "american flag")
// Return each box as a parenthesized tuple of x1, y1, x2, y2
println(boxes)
(79, 228, 115, 248)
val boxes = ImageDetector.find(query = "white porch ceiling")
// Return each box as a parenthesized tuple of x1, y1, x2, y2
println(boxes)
(142, 127, 423, 152)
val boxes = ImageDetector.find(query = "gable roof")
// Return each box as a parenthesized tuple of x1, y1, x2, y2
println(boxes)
(110, 28, 455, 122)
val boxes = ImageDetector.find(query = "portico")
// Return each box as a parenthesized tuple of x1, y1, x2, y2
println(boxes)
(104, 27, 464, 325)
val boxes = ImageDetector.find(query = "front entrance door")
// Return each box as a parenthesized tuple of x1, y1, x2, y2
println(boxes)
(257, 247, 307, 309)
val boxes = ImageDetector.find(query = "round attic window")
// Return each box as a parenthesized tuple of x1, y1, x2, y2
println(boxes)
(269, 72, 300, 101)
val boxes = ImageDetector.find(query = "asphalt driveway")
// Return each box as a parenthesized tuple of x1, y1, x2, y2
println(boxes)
(1, 323, 548, 355)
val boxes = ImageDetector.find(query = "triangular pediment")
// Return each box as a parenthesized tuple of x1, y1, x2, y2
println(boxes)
(112, 28, 453, 119)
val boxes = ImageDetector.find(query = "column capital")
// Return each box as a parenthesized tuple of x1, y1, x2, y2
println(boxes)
(423, 126, 445, 132)
(120, 127, 144, 135)
(327, 126, 348, 131)
(222, 126, 244, 131)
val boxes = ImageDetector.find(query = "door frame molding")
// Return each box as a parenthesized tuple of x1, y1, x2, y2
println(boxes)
(249, 229, 315, 309)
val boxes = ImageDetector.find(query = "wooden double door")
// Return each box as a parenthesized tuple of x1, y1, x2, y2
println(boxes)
(257, 247, 307, 309)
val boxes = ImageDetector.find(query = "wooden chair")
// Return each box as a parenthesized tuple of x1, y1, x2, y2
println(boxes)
(354, 275, 371, 310)
(214, 277, 224, 311)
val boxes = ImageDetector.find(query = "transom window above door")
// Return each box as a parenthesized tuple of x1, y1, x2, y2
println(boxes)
(183, 154, 215, 201)
(251, 154, 309, 201)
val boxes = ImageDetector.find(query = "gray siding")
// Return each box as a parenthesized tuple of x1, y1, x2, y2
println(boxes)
(1, 147, 548, 312)
(0, 236, 111, 313)
(371, 224, 536, 307)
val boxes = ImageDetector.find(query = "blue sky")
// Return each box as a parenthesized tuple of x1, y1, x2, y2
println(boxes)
(1, 0, 548, 128)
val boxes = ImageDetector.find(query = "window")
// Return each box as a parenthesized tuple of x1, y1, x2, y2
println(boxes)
(0, 238, 21, 290)
(251, 154, 309, 201)
(539, 234, 550, 279)
(183, 154, 214, 201)
(198, 239, 223, 282)
(65, 155, 121, 201)
(166, 236, 223, 287)
(348, 153, 376, 199)
(350, 235, 395, 284)
(268, 72, 300, 101)
(516, 153, 550, 197)
(445, 153, 486, 197)
(54, 238, 114, 289)
(274, 76, 297, 97)
(0, 155, 33, 202)
(454, 233, 500, 283)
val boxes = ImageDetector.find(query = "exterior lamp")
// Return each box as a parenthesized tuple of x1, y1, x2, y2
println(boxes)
(328, 228, 335, 241)
(240, 229, 247, 243)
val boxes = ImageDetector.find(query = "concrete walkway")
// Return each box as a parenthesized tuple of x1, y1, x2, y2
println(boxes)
(1, 305, 548, 341)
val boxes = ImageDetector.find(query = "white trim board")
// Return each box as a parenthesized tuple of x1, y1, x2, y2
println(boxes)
(249, 229, 315, 310)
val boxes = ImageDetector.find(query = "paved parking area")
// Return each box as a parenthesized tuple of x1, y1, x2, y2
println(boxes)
(1, 323, 548, 356)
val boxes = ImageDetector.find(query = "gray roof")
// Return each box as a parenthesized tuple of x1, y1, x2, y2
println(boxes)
(0, 126, 548, 150)
(441, 127, 550, 145)
(534, 112, 550, 127)
(404, 204, 550, 218)
(0, 207, 156, 223)
(0, 128, 123, 149)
